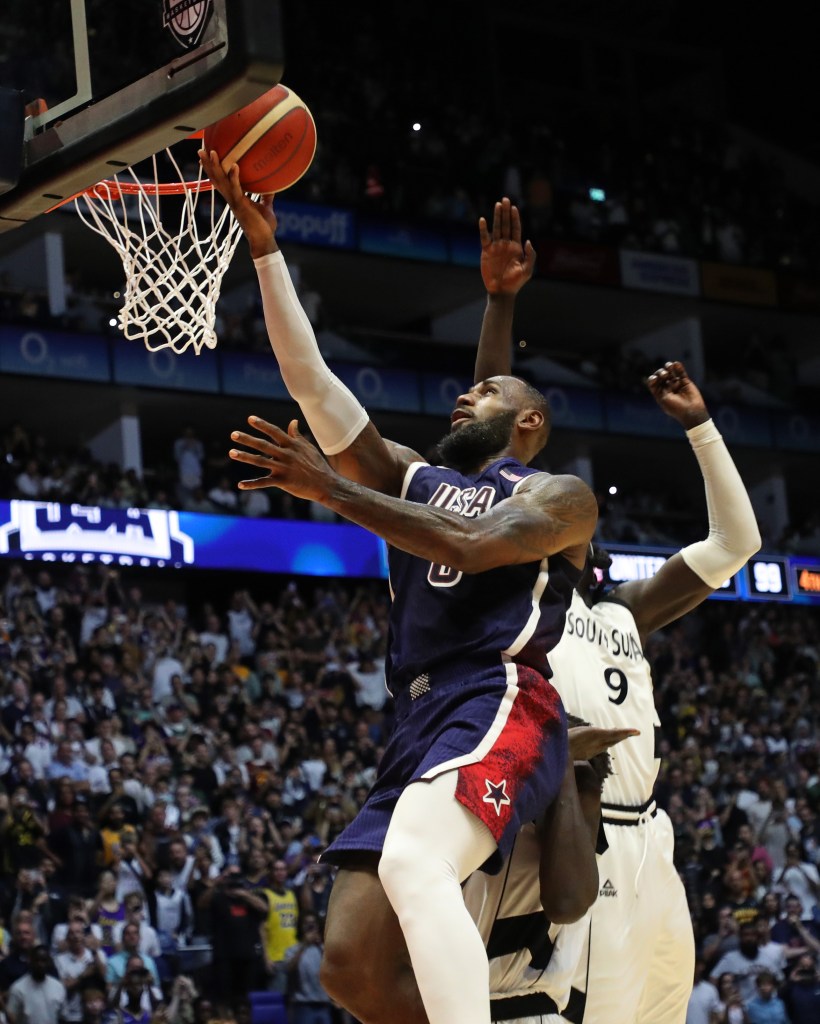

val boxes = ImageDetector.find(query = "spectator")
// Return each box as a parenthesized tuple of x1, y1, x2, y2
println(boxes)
(48, 796, 102, 898)
(285, 915, 333, 1024)
(151, 868, 192, 952)
(207, 476, 239, 514)
(173, 428, 205, 500)
(77, 986, 115, 1024)
(261, 858, 298, 994)
(744, 970, 788, 1024)
(782, 952, 820, 1024)
(774, 843, 820, 921)
(687, 957, 720, 1024)
(54, 920, 107, 1023)
(711, 921, 784, 1002)
(770, 894, 820, 965)
(105, 923, 160, 990)
(113, 894, 161, 961)
(209, 867, 268, 1008)
(4, 945, 65, 1024)
(112, 956, 163, 1023)
(50, 897, 104, 957)
(0, 915, 38, 993)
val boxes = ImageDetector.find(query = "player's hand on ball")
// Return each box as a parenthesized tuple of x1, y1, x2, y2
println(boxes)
(199, 149, 278, 256)
(229, 417, 332, 500)
(646, 360, 709, 429)
(479, 197, 536, 296)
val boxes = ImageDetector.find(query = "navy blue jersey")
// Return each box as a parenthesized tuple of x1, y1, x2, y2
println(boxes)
(386, 457, 582, 694)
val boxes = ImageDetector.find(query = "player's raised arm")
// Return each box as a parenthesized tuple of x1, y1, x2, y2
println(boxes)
(613, 360, 761, 638)
(473, 198, 536, 383)
(199, 150, 412, 497)
(229, 420, 597, 573)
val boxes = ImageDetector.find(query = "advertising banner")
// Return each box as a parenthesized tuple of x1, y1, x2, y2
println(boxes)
(619, 251, 700, 296)
(700, 262, 777, 307)
(274, 200, 357, 250)
(0, 326, 110, 382)
(0, 500, 388, 579)
(538, 240, 620, 286)
(113, 343, 220, 392)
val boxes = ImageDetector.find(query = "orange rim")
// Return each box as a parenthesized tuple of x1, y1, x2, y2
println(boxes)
(83, 178, 215, 199)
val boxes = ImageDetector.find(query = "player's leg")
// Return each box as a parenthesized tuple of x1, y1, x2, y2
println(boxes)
(569, 829, 646, 1024)
(634, 815, 695, 1024)
(321, 858, 427, 1024)
(378, 770, 498, 1024)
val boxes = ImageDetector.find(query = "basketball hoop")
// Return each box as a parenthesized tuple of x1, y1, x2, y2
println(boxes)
(73, 142, 244, 355)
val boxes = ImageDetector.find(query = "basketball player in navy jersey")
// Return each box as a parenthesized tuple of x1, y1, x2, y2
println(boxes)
(203, 151, 598, 1024)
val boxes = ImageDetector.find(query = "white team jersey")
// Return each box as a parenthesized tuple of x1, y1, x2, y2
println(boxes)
(464, 822, 588, 1015)
(549, 591, 660, 807)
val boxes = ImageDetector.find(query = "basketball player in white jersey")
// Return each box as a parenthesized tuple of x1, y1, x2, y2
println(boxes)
(463, 716, 632, 1024)
(545, 361, 759, 1024)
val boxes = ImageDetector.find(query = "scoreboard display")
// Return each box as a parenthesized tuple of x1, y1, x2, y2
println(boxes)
(606, 545, 820, 605)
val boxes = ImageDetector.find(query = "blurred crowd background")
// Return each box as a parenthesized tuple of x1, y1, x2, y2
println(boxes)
(0, 560, 817, 1022)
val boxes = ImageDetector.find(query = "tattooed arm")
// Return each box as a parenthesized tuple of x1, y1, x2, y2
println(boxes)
(229, 419, 597, 572)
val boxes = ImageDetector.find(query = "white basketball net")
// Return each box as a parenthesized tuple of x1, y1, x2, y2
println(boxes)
(73, 147, 244, 355)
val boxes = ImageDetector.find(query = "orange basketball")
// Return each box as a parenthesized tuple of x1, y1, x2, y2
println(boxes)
(203, 84, 317, 194)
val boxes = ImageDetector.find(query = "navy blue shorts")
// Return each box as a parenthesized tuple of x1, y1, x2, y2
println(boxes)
(323, 658, 567, 874)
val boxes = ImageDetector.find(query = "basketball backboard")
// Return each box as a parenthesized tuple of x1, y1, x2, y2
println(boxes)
(0, 0, 284, 233)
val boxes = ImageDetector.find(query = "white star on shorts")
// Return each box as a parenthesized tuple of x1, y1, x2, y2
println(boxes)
(482, 778, 511, 816)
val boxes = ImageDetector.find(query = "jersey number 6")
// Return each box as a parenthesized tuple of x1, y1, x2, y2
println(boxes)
(428, 563, 463, 588)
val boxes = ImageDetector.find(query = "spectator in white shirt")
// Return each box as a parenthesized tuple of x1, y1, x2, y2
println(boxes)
(152, 647, 185, 705)
(776, 843, 820, 921)
(198, 614, 230, 666)
(112, 895, 161, 960)
(54, 921, 107, 1022)
(15, 461, 43, 499)
(152, 869, 193, 949)
(207, 476, 239, 513)
(5, 946, 66, 1024)
(687, 957, 720, 1024)
(19, 721, 52, 780)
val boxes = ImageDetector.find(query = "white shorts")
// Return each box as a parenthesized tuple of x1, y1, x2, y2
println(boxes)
(568, 808, 694, 1024)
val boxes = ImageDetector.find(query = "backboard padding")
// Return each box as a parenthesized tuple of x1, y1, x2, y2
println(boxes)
(0, 0, 284, 233)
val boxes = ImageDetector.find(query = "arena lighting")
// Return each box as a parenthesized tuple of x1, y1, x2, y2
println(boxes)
(589, 187, 606, 202)
(108, 318, 117, 327)
(412, 122, 421, 131)
(608, 485, 618, 495)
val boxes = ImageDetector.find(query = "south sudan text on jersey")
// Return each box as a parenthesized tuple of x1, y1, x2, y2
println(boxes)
(563, 603, 644, 664)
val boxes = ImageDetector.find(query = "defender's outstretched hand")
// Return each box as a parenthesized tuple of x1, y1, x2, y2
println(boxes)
(646, 360, 709, 430)
(229, 418, 332, 500)
(568, 725, 639, 763)
(199, 149, 278, 258)
(479, 197, 536, 296)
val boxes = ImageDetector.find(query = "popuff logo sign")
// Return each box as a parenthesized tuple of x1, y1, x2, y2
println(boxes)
(163, 0, 214, 49)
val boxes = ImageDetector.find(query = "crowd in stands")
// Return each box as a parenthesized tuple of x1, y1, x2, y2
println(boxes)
(0, 554, 816, 1022)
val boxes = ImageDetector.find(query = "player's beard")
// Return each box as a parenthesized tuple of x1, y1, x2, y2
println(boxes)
(434, 410, 517, 472)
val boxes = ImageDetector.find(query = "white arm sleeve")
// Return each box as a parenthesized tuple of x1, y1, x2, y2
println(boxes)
(679, 419, 762, 588)
(254, 251, 369, 455)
